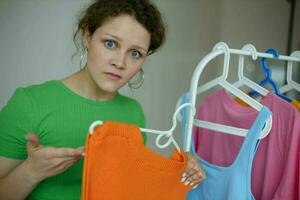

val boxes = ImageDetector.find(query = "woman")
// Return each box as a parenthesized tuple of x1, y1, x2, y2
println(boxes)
(0, 0, 205, 199)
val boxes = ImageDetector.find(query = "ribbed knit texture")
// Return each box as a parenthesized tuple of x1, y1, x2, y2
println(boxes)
(0, 80, 146, 200)
(81, 121, 191, 200)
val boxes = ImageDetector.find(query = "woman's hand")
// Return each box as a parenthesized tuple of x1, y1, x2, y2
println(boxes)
(181, 153, 206, 189)
(24, 133, 85, 183)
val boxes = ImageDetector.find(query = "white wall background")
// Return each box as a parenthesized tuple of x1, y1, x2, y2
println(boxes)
(0, 0, 298, 155)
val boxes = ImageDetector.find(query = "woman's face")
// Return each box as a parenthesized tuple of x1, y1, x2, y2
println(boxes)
(84, 14, 151, 94)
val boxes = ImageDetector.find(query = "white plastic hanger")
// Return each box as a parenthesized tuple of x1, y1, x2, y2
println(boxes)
(89, 102, 195, 153)
(279, 51, 300, 94)
(176, 44, 269, 120)
(233, 44, 269, 96)
(183, 42, 273, 152)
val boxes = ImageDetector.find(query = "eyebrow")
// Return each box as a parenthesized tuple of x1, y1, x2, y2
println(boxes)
(103, 33, 148, 53)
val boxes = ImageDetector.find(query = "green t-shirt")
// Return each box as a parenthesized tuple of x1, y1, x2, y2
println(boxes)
(0, 80, 147, 200)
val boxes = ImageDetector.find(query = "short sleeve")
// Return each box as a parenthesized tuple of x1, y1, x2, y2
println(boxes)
(0, 88, 36, 159)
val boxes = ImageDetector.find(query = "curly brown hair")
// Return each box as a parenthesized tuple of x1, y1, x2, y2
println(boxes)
(73, 0, 166, 56)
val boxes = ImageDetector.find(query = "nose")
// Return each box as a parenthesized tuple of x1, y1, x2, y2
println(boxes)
(112, 51, 126, 70)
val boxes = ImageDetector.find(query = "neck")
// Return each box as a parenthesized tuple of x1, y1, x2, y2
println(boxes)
(62, 68, 117, 101)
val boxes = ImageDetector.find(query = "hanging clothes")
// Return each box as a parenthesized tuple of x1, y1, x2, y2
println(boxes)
(181, 94, 271, 199)
(81, 121, 192, 200)
(193, 89, 300, 200)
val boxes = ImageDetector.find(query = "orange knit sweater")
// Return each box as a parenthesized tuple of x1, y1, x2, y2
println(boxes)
(81, 121, 191, 200)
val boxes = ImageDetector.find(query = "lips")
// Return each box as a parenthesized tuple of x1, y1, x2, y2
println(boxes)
(103, 72, 122, 80)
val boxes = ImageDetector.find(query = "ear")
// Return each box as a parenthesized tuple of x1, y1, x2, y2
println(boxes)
(83, 29, 91, 49)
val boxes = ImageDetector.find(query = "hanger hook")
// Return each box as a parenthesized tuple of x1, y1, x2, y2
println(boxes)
(262, 48, 279, 74)
(237, 44, 258, 80)
(89, 121, 103, 135)
(261, 48, 280, 93)
(212, 42, 230, 53)
(287, 51, 300, 83)
(212, 42, 230, 80)
(242, 44, 258, 60)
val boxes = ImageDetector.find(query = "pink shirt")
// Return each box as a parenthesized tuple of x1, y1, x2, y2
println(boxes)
(194, 89, 300, 200)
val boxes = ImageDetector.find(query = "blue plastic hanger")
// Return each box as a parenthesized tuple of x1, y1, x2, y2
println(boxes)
(249, 48, 292, 102)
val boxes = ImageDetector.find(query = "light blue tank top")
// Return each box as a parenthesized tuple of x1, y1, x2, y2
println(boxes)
(180, 94, 272, 200)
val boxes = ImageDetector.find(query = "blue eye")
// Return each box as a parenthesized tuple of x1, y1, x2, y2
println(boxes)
(130, 50, 141, 59)
(104, 40, 116, 49)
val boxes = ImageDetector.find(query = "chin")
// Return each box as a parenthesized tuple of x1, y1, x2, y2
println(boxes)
(98, 82, 120, 93)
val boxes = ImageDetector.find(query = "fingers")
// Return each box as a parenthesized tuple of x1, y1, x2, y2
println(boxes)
(76, 146, 85, 151)
(54, 156, 82, 166)
(24, 136, 85, 180)
(60, 159, 79, 171)
(182, 167, 205, 187)
(25, 133, 85, 159)
(46, 156, 81, 176)
(26, 133, 41, 151)
(45, 147, 85, 159)
(181, 154, 206, 188)
(76, 146, 86, 156)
